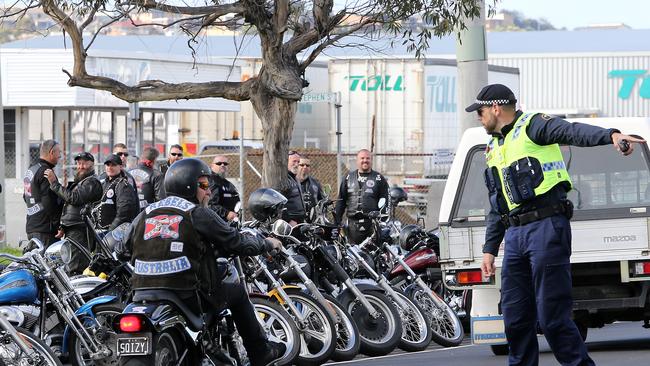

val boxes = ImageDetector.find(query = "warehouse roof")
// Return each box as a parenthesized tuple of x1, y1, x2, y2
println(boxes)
(3, 28, 650, 58)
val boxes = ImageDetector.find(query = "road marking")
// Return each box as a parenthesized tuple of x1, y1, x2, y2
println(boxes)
(324, 344, 475, 365)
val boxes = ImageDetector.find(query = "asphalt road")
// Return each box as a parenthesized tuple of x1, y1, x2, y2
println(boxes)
(326, 321, 650, 366)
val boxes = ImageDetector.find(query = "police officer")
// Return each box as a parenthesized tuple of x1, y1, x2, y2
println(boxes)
(335, 149, 390, 244)
(208, 155, 240, 221)
(98, 143, 136, 188)
(280, 151, 307, 225)
(129, 147, 165, 210)
(23, 140, 64, 248)
(297, 157, 324, 219)
(118, 158, 285, 366)
(467, 84, 645, 366)
(45, 152, 103, 274)
(97, 154, 139, 230)
(160, 144, 184, 176)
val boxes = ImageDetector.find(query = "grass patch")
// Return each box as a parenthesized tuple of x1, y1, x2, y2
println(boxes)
(0, 246, 23, 266)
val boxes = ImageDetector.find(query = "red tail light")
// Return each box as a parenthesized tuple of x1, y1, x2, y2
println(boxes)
(457, 270, 489, 285)
(632, 261, 650, 276)
(119, 315, 143, 333)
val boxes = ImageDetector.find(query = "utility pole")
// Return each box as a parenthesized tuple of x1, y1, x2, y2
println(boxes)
(457, 0, 488, 134)
(0, 56, 6, 246)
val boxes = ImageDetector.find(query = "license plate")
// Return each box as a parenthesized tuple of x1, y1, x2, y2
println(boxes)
(471, 316, 507, 345)
(117, 335, 151, 356)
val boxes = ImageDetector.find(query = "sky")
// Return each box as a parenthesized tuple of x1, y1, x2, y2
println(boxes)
(494, 0, 650, 30)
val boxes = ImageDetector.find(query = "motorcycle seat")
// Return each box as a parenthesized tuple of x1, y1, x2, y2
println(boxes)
(132, 289, 213, 331)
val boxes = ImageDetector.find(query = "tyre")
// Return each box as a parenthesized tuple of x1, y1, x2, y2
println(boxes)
(408, 285, 464, 347)
(250, 296, 300, 366)
(321, 293, 360, 362)
(341, 290, 402, 356)
(390, 289, 432, 352)
(282, 288, 336, 366)
(0, 327, 63, 366)
(119, 329, 184, 366)
(491, 344, 509, 356)
(70, 301, 124, 366)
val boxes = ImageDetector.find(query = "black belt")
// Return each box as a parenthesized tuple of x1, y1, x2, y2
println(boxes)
(506, 200, 573, 227)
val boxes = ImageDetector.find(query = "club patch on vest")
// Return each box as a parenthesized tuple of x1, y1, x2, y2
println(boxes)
(144, 215, 183, 240)
(145, 196, 196, 214)
(366, 180, 375, 188)
(134, 256, 191, 275)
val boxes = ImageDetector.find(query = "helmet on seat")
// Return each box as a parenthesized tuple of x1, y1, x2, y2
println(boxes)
(164, 158, 212, 201)
(248, 188, 288, 222)
(389, 187, 408, 205)
(399, 224, 425, 251)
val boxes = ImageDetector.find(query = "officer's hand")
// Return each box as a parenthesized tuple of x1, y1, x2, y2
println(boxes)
(44, 169, 57, 184)
(226, 211, 238, 221)
(611, 132, 646, 156)
(481, 253, 496, 277)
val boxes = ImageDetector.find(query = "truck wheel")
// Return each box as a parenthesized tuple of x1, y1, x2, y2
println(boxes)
(491, 344, 509, 356)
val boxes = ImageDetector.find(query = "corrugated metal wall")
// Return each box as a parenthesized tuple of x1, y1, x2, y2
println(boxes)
(488, 53, 650, 117)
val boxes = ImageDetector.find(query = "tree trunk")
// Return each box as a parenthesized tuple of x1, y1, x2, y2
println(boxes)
(249, 82, 297, 191)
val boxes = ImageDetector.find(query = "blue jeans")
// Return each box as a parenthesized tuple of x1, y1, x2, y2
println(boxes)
(501, 215, 594, 366)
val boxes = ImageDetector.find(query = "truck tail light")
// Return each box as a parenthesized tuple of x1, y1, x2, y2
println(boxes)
(632, 261, 650, 277)
(456, 270, 490, 285)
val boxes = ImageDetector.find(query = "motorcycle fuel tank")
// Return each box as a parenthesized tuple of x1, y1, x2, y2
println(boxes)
(0, 269, 39, 304)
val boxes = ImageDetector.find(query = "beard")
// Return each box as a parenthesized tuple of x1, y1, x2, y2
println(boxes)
(74, 168, 94, 182)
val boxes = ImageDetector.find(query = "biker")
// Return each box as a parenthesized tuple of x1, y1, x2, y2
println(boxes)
(119, 158, 286, 365)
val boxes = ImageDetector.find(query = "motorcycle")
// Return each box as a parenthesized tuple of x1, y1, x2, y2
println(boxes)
(0, 238, 122, 365)
(114, 256, 299, 366)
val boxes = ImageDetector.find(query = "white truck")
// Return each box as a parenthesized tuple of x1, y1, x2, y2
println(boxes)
(438, 117, 650, 355)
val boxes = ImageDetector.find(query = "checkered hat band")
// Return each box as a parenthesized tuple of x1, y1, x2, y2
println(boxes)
(475, 99, 512, 105)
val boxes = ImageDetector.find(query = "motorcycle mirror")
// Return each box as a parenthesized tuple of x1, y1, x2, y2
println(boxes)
(377, 197, 386, 209)
(272, 219, 292, 237)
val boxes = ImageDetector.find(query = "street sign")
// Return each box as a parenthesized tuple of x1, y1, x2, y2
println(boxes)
(301, 92, 339, 103)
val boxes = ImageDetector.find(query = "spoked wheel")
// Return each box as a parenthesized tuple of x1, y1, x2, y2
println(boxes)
(344, 290, 402, 356)
(390, 289, 432, 352)
(409, 286, 464, 347)
(322, 293, 360, 362)
(251, 296, 300, 366)
(282, 288, 336, 366)
(70, 302, 124, 366)
(0, 327, 63, 366)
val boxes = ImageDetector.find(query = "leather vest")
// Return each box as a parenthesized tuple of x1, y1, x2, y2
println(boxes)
(131, 196, 205, 291)
(346, 170, 382, 217)
(212, 174, 240, 212)
(129, 165, 155, 210)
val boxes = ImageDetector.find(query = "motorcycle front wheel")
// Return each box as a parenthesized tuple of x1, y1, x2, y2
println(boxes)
(0, 327, 63, 366)
(250, 296, 300, 366)
(408, 285, 465, 347)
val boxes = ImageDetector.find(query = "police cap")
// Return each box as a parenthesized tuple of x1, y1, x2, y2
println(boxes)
(465, 84, 517, 112)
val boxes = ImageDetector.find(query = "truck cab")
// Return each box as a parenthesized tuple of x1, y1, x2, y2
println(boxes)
(438, 118, 650, 354)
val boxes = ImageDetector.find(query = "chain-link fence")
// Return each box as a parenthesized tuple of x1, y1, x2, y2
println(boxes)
(197, 147, 453, 225)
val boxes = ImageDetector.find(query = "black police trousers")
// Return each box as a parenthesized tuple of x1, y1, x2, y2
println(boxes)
(501, 215, 594, 366)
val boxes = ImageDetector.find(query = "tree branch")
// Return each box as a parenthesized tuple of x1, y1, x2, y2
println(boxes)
(273, 0, 289, 41)
(122, 0, 245, 16)
(64, 72, 256, 103)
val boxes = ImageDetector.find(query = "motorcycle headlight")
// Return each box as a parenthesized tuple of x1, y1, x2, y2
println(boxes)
(60, 241, 72, 265)
(44, 240, 65, 264)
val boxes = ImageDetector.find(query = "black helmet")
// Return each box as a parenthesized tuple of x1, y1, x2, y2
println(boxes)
(399, 224, 425, 251)
(248, 188, 288, 222)
(389, 187, 408, 205)
(164, 158, 212, 200)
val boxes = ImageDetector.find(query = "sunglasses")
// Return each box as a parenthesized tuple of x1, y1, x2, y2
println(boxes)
(299, 164, 311, 167)
(197, 181, 210, 190)
(213, 162, 229, 166)
(170, 153, 183, 157)
(116, 152, 129, 157)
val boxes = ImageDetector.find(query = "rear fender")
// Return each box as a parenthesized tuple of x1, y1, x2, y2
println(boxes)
(62, 296, 117, 354)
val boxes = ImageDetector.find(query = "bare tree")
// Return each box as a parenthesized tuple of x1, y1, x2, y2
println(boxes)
(2, 0, 486, 189)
